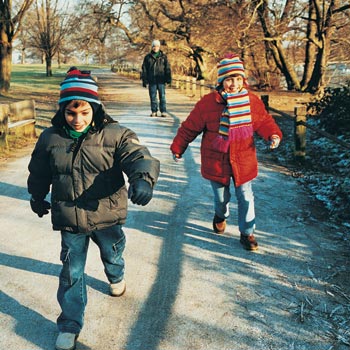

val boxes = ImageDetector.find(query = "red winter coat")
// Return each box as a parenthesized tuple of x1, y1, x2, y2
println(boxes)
(170, 90, 283, 187)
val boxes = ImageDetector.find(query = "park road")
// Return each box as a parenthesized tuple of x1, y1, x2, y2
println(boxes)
(0, 70, 349, 350)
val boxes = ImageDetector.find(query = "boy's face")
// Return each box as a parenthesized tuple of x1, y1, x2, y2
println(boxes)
(64, 100, 93, 132)
(223, 75, 244, 93)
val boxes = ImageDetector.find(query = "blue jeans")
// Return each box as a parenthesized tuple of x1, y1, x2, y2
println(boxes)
(149, 83, 166, 113)
(57, 225, 125, 334)
(210, 180, 255, 235)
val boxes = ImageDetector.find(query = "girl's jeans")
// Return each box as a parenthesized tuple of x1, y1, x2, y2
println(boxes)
(57, 225, 125, 334)
(210, 180, 256, 235)
(149, 83, 167, 113)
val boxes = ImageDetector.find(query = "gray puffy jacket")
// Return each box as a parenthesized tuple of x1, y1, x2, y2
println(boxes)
(27, 105, 160, 233)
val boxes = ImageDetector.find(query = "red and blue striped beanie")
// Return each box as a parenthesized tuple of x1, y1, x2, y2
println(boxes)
(217, 53, 245, 84)
(59, 67, 101, 105)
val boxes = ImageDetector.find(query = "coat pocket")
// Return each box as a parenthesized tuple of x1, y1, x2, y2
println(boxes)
(202, 148, 232, 177)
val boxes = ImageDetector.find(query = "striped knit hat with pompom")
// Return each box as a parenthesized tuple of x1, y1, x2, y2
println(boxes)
(217, 53, 245, 84)
(59, 67, 101, 105)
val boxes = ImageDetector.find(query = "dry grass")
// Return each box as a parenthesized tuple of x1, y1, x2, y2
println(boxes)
(0, 64, 109, 163)
(0, 135, 37, 164)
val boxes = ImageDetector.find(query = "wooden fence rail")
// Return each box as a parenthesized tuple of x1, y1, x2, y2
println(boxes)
(171, 76, 214, 99)
(115, 67, 350, 160)
(113, 67, 214, 99)
(169, 78, 339, 161)
(167, 76, 350, 160)
(261, 95, 350, 161)
(0, 100, 36, 150)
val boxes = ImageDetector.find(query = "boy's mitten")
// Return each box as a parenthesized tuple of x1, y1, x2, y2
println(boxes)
(128, 179, 153, 206)
(30, 197, 51, 217)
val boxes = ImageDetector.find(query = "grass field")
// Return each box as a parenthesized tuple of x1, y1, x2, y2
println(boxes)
(8, 64, 109, 97)
(0, 64, 109, 160)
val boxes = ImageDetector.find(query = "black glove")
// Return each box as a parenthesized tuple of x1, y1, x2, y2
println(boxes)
(142, 82, 147, 88)
(30, 197, 51, 217)
(128, 179, 153, 206)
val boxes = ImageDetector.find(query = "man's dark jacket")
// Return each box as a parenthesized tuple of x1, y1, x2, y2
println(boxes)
(27, 105, 160, 233)
(141, 50, 171, 85)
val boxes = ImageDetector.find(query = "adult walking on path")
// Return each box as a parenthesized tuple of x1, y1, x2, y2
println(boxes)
(141, 40, 172, 118)
(0, 69, 349, 350)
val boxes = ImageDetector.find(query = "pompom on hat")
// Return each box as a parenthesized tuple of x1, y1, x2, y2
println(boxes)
(217, 53, 245, 84)
(59, 67, 101, 105)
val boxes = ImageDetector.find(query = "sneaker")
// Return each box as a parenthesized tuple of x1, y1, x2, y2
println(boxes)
(55, 332, 78, 350)
(150, 112, 157, 117)
(160, 112, 169, 118)
(212, 215, 226, 234)
(110, 279, 126, 297)
(240, 233, 258, 251)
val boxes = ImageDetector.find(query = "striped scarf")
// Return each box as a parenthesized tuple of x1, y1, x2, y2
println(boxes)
(213, 88, 253, 153)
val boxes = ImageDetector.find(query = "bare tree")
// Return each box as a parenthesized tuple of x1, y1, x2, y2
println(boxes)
(254, 0, 350, 93)
(57, 0, 350, 93)
(109, 1, 228, 79)
(112, 1, 273, 82)
(0, 0, 35, 93)
(14, 25, 30, 64)
(28, 0, 77, 76)
(16, 8, 42, 64)
(83, 1, 112, 64)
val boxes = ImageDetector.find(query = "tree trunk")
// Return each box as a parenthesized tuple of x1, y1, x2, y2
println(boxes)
(254, 0, 341, 94)
(57, 50, 61, 68)
(21, 48, 26, 64)
(0, 38, 13, 94)
(273, 41, 301, 90)
(301, 1, 337, 94)
(301, 0, 316, 90)
(46, 55, 53, 77)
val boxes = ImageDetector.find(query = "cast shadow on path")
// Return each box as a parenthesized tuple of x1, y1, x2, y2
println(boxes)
(123, 110, 289, 350)
(0, 252, 111, 295)
(2, 74, 336, 350)
(120, 102, 335, 350)
(0, 181, 30, 201)
(0, 290, 57, 350)
(0, 252, 109, 349)
(1, 290, 92, 350)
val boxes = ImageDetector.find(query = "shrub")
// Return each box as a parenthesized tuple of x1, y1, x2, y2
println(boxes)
(308, 82, 350, 136)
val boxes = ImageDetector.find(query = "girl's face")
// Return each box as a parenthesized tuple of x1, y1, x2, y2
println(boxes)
(64, 100, 93, 132)
(223, 75, 244, 93)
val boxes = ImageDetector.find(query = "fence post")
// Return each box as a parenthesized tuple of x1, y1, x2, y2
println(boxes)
(191, 77, 196, 97)
(200, 80, 205, 98)
(294, 106, 307, 162)
(0, 104, 10, 149)
(186, 77, 190, 96)
(261, 95, 269, 110)
(180, 76, 185, 91)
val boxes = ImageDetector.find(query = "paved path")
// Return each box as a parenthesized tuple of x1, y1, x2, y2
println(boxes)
(0, 71, 349, 350)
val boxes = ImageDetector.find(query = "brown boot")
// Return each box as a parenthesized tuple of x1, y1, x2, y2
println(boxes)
(212, 215, 226, 234)
(240, 233, 258, 251)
